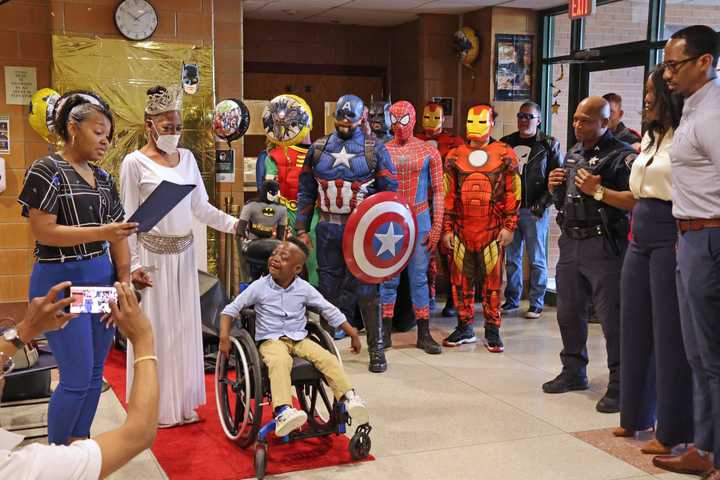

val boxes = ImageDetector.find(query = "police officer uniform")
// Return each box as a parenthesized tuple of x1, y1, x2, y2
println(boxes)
(545, 130, 636, 412)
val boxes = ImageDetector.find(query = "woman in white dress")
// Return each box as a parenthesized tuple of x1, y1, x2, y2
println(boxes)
(120, 85, 238, 427)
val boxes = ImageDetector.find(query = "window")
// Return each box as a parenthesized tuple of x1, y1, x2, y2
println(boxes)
(547, 63, 570, 151)
(662, 1, 720, 40)
(548, 13, 572, 57)
(583, 0, 650, 48)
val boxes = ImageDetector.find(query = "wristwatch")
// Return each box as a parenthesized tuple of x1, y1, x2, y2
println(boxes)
(2, 328, 25, 349)
(593, 185, 605, 202)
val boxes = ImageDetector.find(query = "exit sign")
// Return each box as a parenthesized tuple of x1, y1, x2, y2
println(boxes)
(569, 0, 596, 19)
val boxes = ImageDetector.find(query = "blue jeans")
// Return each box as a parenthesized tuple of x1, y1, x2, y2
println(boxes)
(380, 210, 431, 315)
(504, 208, 549, 309)
(29, 254, 116, 445)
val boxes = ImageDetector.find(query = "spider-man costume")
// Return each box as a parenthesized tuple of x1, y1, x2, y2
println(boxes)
(296, 94, 398, 373)
(442, 105, 520, 352)
(378, 101, 444, 354)
(416, 102, 465, 316)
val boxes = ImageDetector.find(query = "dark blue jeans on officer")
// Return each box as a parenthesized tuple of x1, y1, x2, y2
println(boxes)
(556, 227, 626, 396)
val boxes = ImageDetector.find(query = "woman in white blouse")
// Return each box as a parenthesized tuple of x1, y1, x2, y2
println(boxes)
(120, 86, 238, 428)
(611, 66, 693, 454)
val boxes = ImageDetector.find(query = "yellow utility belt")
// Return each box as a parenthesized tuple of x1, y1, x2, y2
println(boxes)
(278, 196, 297, 212)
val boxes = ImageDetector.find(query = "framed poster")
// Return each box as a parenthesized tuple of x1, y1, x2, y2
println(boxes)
(495, 34, 533, 101)
(0, 116, 9, 154)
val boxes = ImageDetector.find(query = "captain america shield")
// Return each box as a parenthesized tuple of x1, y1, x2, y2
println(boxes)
(342, 192, 418, 284)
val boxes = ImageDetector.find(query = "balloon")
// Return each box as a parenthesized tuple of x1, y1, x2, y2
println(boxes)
(262, 94, 312, 147)
(28, 88, 60, 143)
(453, 27, 480, 67)
(212, 98, 250, 144)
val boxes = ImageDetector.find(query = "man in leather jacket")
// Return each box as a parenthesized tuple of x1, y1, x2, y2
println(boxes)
(500, 102, 563, 319)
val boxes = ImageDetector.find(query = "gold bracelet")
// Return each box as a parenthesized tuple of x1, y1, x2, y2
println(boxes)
(133, 355, 158, 366)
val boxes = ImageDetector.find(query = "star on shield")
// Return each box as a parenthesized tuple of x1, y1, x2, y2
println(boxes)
(330, 146, 356, 169)
(374, 223, 404, 257)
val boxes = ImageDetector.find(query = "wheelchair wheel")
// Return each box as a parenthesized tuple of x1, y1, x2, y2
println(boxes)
(296, 322, 343, 429)
(295, 380, 334, 430)
(349, 424, 372, 460)
(254, 444, 267, 480)
(215, 329, 263, 447)
(306, 321, 343, 367)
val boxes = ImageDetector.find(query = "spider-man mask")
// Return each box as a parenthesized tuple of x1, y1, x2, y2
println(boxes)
(389, 101, 416, 142)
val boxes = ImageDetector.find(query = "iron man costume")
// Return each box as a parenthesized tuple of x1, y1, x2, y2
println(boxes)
(379, 101, 444, 354)
(416, 102, 464, 316)
(443, 105, 520, 352)
(415, 102, 465, 159)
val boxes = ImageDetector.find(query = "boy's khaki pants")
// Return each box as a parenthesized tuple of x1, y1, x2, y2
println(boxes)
(259, 336, 352, 410)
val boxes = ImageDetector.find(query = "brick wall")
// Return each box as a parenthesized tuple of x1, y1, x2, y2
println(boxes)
(0, 1, 53, 304)
(0, 0, 243, 308)
(244, 19, 390, 67)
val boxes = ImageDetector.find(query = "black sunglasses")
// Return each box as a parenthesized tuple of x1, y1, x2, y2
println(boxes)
(517, 112, 539, 120)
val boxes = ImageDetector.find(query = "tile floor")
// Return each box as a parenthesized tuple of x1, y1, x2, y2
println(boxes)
(2, 302, 697, 480)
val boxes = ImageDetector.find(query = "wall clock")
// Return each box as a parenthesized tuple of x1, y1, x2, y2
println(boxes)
(114, 0, 158, 41)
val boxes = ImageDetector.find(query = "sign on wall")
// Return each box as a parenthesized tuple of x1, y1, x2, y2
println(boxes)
(494, 34, 533, 102)
(216, 149, 235, 183)
(569, 0, 596, 20)
(4, 66, 37, 105)
(0, 116, 9, 154)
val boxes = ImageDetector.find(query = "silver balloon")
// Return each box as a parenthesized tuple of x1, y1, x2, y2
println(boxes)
(212, 99, 250, 144)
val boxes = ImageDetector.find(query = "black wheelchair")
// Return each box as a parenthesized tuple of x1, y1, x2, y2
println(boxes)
(216, 240, 372, 479)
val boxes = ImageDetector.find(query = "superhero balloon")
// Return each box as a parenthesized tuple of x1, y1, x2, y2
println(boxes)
(453, 27, 480, 67)
(262, 94, 312, 147)
(28, 88, 60, 143)
(212, 98, 250, 145)
(342, 192, 418, 284)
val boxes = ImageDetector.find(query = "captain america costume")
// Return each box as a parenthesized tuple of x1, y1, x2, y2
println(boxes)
(379, 101, 444, 354)
(296, 94, 398, 373)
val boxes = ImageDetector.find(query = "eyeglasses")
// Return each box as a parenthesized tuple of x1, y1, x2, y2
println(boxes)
(659, 55, 701, 74)
(517, 113, 539, 120)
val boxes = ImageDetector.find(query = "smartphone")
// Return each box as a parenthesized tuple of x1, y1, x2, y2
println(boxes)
(66, 286, 118, 314)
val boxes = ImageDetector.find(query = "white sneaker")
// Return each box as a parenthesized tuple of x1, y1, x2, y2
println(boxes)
(275, 407, 307, 436)
(344, 392, 369, 425)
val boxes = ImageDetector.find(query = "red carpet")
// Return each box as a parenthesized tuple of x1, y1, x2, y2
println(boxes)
(104, 349, 373, 480)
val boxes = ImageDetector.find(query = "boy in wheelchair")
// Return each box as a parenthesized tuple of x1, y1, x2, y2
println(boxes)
(219, 237, 369, 437)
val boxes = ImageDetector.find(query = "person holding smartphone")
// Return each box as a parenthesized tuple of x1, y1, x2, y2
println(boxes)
(17, 91, 136, 445)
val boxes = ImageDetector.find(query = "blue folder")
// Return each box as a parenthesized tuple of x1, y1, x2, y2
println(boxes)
(127, 180, 196, 233)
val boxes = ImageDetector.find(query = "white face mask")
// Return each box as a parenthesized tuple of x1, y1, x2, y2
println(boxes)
(152, 122, 181, 154)
(267, 192, 279, 202)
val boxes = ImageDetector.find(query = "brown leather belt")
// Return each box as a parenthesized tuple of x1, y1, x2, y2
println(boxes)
(677, 218, 720, 233)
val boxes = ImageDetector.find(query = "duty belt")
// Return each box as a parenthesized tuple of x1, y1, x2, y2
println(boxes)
(562, 224, 604, 241)
(319, 212, 350, 224)
(139, 232, 194, 255)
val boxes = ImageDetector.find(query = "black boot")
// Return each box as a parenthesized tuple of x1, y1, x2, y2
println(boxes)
(416, 319, 442, 354)
(359, 298, 387, 373)
(441, 294, 457, 318)
(382, 317, 392, 350)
